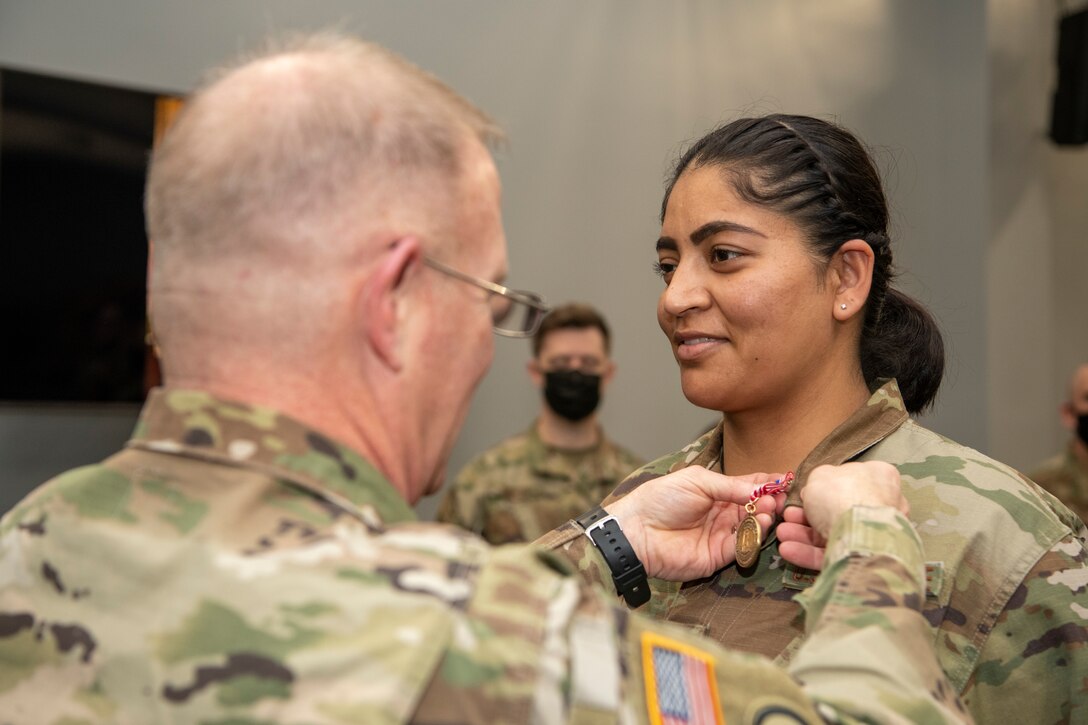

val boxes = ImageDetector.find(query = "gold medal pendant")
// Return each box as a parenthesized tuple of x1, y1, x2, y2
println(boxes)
(735, 501, 762, 568)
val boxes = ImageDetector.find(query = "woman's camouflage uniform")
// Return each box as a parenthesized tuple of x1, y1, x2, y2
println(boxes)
(553, 379, 1088, 724)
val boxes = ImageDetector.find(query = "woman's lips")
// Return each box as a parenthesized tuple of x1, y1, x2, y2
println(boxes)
(674, 335, 727, 361)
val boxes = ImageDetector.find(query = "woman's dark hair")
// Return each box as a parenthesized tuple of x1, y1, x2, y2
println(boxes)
(662, 114, 943, 413)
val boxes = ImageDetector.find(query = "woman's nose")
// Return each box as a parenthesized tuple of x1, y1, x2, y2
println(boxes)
(661, 263, 711, 316)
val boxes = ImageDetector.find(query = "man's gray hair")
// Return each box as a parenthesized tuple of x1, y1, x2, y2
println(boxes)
(145, 32, 502, 261)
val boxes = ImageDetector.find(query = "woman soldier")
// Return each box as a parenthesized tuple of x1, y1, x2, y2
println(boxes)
(552, 115, 1087, 724)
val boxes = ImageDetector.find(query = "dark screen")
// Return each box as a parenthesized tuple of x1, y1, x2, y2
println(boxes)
(1, 68, 156, 402)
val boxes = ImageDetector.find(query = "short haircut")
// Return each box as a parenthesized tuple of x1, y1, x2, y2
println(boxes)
(145, 32, 503, 266)
(532, 303, 611, 357)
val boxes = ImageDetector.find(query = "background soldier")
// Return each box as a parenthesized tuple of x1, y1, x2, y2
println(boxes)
(438, 303, 643, 543)
(1030, 362, 1088, 523)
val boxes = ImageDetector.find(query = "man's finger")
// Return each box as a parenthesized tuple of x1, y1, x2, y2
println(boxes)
(687, 467, 788, 505)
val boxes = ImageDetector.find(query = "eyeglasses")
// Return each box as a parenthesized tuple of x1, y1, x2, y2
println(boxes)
(423, 256, 549, 338)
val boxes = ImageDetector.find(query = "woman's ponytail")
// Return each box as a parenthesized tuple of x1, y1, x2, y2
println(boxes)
(860, 288, 944, 413)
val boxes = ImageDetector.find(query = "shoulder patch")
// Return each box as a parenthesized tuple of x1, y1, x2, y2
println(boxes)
(642, 630, 723, 725)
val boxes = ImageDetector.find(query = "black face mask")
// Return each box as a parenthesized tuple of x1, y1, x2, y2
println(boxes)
(544, 370, 601, 422)
(1077, 413, 1088, 446)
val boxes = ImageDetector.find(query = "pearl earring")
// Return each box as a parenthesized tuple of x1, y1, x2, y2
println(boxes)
(840, 303, 847, 310)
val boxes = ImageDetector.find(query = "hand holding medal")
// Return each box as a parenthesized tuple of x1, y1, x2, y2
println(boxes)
(601, 466, 789, 583)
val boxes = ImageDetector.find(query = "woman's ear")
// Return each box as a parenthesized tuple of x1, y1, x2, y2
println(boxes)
(831, 239, 875, 322)
(362, 237, 422, 372)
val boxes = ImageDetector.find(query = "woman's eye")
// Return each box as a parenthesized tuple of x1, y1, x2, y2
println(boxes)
(711, 247, 742, 264)
(652, 260, 677, 281)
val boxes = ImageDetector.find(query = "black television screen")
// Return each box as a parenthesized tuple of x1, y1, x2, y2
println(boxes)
(1, 68, 159, 403)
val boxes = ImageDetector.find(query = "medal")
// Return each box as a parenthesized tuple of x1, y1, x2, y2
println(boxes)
(735, 501, 764, 568)
(734, 471, 794, 568)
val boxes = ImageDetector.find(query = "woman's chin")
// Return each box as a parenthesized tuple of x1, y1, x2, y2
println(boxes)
(680, 382, 736, 414)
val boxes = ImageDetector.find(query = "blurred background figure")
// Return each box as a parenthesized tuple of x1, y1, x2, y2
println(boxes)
(1030, 362, 1088, 523)
(437, 303, 643, 543)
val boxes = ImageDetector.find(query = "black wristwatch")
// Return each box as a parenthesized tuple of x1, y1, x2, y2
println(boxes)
(575, 506, 651, 607)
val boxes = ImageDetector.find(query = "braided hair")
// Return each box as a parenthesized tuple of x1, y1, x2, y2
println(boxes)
(661, 114, 943, 413)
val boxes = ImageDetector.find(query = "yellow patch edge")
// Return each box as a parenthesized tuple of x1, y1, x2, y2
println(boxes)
(641, 629, 724, 725)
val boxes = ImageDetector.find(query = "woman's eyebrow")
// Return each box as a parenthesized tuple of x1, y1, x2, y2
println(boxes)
(656, 220, 765, 252)
(656, 220, 765, 251)
(689, 220, 765, 245)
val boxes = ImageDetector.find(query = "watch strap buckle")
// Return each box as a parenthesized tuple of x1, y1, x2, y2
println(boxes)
(574, 506, 651, 608)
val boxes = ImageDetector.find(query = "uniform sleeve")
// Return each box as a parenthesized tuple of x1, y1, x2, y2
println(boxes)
(411, 544, 829, 725)
(533, 509, 971, 724)
(788, 506, 971, 723)
(535, 521, 684, 620)
(963, 532, 1088, 725)
(532, 521, 612, 585)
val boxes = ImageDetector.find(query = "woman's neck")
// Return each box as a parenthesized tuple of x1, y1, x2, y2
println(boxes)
(720, 371, 872, 476)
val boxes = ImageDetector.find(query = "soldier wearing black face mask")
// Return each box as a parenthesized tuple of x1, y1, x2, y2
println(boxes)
(1029, 363, 1088, 525)
(436, 303, 644, 544)
(543, 369, 602, 421)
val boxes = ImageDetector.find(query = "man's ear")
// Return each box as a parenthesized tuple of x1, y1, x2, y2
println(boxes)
(527, 358, 545, 388)
(831, 239, 875, 322)
(146, 239, 155, 336)
(1060, 401, 1077, 431)
(601, 360, 617, 389)
(362, 237, 422, 372)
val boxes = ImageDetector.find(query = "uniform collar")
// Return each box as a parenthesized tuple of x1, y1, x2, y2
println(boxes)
(787, 378, 908, 504)
(127, 388, 417, 528)
(682, 379, 908, 505)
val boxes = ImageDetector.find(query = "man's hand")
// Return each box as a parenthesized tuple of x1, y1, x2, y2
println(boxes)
(605, 466, 785, 581)
(777, 461, 907, 570)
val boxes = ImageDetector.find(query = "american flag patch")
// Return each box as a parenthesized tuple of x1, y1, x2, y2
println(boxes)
(642, 631, 723, 725)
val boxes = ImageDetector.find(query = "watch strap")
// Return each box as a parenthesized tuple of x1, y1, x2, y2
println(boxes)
(575, 506, 651, 607)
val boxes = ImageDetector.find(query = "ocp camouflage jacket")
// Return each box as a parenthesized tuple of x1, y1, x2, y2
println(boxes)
(551, 379, 1088, 725)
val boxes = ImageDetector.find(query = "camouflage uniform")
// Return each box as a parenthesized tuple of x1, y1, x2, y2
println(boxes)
(553, 379, 1088, 725)
(436, 423, 643, 544)
(0, 388, 970, 723)
(1029, 443, 1088, 524)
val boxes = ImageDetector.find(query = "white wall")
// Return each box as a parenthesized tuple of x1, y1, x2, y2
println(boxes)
(0, 1, 996, 517)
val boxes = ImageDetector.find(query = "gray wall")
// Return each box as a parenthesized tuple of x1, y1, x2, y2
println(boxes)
(0, 407, 139, 512)
(987, 0, 1088, 472)
(0, 1, 1014, 516)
